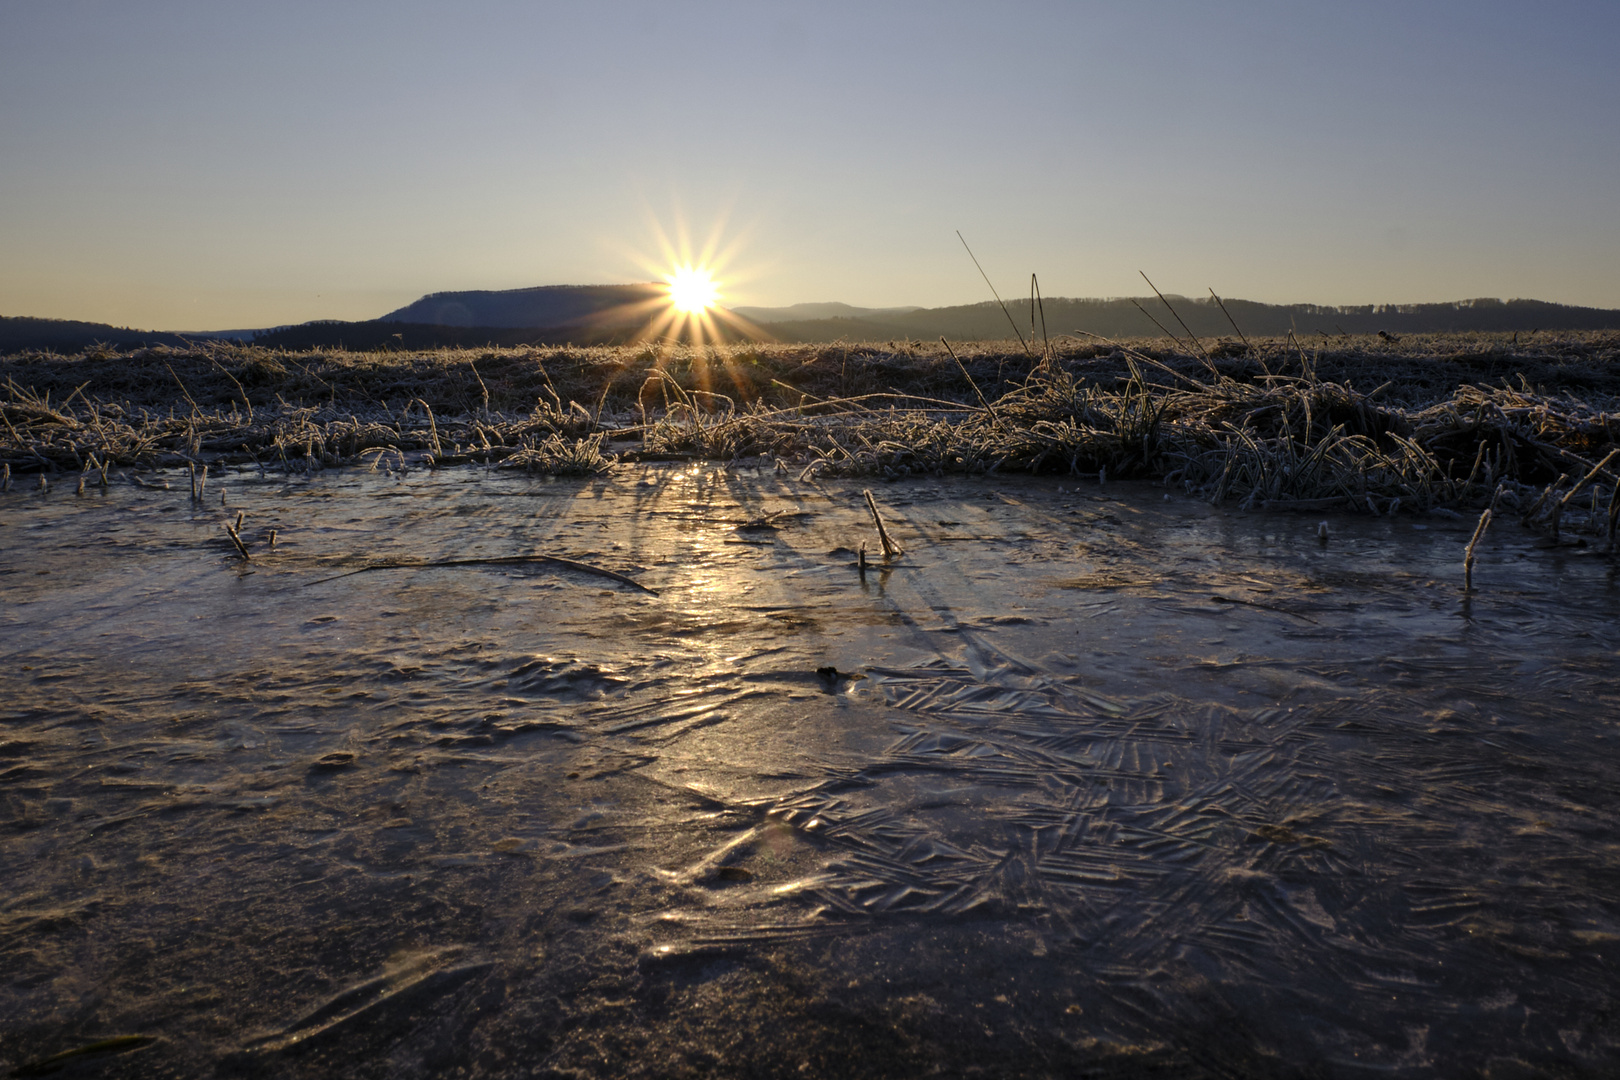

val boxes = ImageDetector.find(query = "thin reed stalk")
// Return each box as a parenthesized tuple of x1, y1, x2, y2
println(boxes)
(1209, 288, 1249, 347)
(1140, 272, 1210, 363)
(863, 489, 903, 560)
(956, 231, 1031, 356)
(940, 338, 998, 424)
(224, 522, 251, 560)
(1463, 488, 1500, 592)
(1129, 299, 1184, 350)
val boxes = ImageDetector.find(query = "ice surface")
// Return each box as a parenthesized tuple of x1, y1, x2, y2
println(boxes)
(1, 464, 1616, 1077)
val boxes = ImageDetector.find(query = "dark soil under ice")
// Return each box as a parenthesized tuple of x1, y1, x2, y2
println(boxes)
(1, 464, 1617, 1079)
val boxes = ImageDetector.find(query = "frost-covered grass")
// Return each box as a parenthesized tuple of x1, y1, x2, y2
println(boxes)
(3, 332, 1617, 544)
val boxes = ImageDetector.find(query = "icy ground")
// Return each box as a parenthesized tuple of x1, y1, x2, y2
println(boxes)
(1, 465, 1616, 1078)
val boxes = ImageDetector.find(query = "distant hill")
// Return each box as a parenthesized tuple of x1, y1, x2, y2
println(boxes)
(7, 292, 1618, 356)
(381, 283, 666, 331)
(376, 288, 1620, 343)
(750, 297, 1620, 344)
(0, 316, 219, 353)
(248, 320, 604, 350)
(380, 290, 925, 331)
(731, 302, 924, 323)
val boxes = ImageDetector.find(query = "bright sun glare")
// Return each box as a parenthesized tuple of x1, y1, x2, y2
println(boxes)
(667, 264, 720, 314)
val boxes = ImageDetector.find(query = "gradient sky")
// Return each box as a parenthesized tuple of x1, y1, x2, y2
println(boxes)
(3, 0, 1617, 329)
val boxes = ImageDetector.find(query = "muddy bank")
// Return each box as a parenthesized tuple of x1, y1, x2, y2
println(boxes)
(1, 465, 1617, 1077)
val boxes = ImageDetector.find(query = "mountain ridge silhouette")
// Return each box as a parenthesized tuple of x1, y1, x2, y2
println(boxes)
(4, 290, 1617, 353)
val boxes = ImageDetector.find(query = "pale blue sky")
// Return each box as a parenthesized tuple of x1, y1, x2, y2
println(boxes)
(2, 0, 1616, 329)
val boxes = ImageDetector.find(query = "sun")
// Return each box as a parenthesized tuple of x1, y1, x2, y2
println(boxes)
(667, 264, 720, 314)
(617, 212, 764, 345)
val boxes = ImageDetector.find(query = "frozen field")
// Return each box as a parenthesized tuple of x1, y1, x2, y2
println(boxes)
(1, 464, 1616, 1078)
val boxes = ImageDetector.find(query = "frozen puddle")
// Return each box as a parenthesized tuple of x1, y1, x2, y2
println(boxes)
(1, 464, 1617, 1077)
